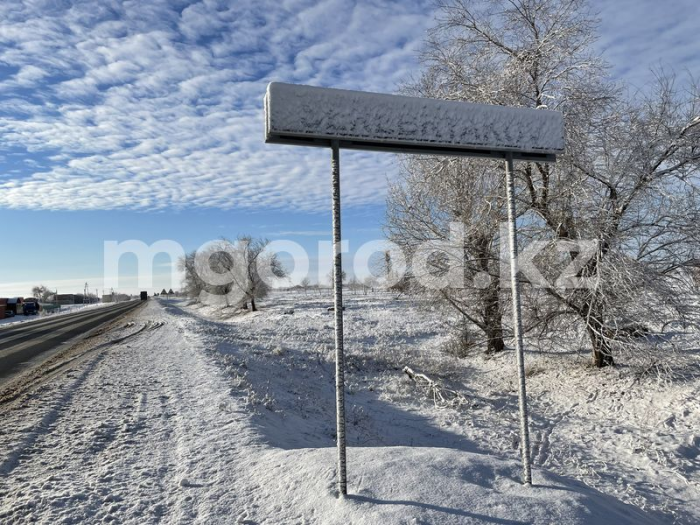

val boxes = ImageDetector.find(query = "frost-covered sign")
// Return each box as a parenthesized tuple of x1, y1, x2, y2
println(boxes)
(264, 82, 564, 162)
(264, 81, 564, 495)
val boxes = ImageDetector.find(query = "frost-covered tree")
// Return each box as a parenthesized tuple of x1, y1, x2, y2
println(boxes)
(348, 275, 360, 294)
(179, 250, 206, 299)
(300, 277, 311, 295)
(179, 236, 287, 311)
(227, 236, 287, 312)
(394, 0, 700, 367)
(387, 158, 507, 353)
(31, 284, 53, 301)
(389, 0, 607, 355)
(533, 75, 700, 366)
(327, 269, 347, 287)
(363, 275, 378, 294)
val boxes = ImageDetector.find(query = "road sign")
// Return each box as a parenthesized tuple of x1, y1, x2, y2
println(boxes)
(264, 82, 565, 494)
(265, 82, 564, 161)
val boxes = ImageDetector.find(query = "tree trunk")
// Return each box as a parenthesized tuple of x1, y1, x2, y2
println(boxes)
(486, 323, 505, 353)
(584, 313, 614, 367)
(475, 234, 505, 354)
(563, 243, 614, 368)
(483, 286, 505, 354)
(587, 326, 614, 367)
(250, 296, 257, 312)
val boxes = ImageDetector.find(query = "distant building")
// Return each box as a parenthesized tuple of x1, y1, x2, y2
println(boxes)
(56, 294, 76, 305)
(105, 293, 131, 303)
(55, 294, 93, 305)
(5, 297, 24, 314)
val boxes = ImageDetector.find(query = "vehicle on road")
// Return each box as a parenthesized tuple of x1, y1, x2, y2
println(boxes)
(140, 291, 148, 301)
(23, 301, 39, 316)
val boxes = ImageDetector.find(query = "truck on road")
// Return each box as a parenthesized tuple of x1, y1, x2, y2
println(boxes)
(23, 300, 39, 316)
(140, 291, 148, 301)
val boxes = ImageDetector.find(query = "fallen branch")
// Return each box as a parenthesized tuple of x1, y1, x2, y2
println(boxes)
(402, 366, 469, 409)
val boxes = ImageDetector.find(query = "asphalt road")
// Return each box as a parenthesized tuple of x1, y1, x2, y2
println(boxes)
(0, 301, 143, 382)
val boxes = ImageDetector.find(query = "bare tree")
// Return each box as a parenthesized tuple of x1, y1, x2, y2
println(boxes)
(300, 277, 311, 295)
(179, 250, 207, 299)
(398, 0, 700, 367)
(389, 0, 610, 355)
(363, 275, 378, 294)
(386, 157, 507, 353)
(348, 275, 361, 295)
(31, 284, 53, 302)
(327, 269, 347, 287)
(228, 236, 287, 312)
(531, 75, 700, 366)
(180, 236, 287, 311)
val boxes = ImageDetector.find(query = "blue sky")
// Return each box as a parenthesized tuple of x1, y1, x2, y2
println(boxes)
(0, 0, 698, 296)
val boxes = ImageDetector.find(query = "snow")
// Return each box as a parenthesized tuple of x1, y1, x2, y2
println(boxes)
(1, 293, 697, 523)
(265, 82, 565, 154)
(239, 447, 656, 525)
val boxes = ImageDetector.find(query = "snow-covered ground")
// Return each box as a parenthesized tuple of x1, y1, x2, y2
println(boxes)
(0, 293, 697, 523)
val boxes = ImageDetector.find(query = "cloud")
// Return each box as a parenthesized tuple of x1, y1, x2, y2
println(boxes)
(268, 230, 331, 237)
(0, 0, 696, 214)
(591, 0, 700, 89)
(0, 0, 433, 212)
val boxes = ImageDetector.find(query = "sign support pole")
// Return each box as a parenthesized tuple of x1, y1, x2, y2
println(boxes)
(266, 82, 564, 493)
(504, 152, 533, 485)
(331, 139, 348, 496)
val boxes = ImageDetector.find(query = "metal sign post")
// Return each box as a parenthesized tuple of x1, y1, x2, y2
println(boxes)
(264, 82, 564, 493)
(504, 153, 532, 484)
(330, 140, 348, 495)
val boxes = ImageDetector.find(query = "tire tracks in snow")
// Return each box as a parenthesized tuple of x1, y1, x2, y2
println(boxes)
(0, 348, 109, 478)
(0, 310, 182, 523)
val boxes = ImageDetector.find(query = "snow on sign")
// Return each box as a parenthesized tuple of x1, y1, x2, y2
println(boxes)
(264, 82, 564, 162)
(264, 81, 565, 497)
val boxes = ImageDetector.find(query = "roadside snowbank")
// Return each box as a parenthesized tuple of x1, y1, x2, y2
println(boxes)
(241, 446, 655, 524)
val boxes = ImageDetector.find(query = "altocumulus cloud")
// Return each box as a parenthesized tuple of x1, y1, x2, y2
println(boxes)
(0, 0, 434, 212)
(2, 0, 695, 212)
(592, 0, 700, 90)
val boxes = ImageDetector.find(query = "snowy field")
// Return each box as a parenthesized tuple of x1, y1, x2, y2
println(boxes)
(0, 292, 698, 523)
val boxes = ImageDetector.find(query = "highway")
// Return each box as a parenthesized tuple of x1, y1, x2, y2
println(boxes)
(0, 301, 142, 383)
